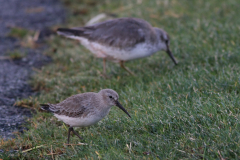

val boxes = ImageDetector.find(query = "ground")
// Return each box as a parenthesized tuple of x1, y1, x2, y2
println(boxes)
(0, 0, 65, 139)
(0, 0, 240, 159)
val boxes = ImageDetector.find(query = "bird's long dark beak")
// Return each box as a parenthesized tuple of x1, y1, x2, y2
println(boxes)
(115, 100, 131, 118)
(166, 46, 178, 65)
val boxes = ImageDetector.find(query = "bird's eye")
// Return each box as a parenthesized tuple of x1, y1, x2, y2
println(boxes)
(109, 96, 112, 98)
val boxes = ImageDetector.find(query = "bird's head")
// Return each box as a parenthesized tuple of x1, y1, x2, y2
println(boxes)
(154, 28, 178, 65)
(99, 89, 131, 118)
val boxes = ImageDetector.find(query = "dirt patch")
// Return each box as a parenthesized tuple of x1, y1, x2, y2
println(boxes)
(0, 0, 66, 139)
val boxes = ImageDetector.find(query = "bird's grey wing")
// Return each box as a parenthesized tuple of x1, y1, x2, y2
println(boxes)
(49, 93, 96, 118)
(86, 18, 147, 48)
(58, 18, 156, 48)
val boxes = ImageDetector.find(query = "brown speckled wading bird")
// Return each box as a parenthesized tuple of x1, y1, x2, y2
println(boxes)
(40, 89, 131, 144)
(57, 17, 178, 75)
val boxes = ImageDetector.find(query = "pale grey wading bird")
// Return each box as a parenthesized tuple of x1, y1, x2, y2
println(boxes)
(57, 17, 178, 75)
(40, 89, 131, 144)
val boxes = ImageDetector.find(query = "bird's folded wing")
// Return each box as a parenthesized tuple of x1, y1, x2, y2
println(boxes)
(49, 94, 96, 118)
(58, 18, 156, 49)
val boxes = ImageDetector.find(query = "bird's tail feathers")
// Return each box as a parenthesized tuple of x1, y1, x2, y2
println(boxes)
(40, 104, 54, 113)
(57, 28, 85, 39)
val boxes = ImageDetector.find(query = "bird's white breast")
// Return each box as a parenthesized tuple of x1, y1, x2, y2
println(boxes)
(54, 107, 111, 127)
(66, 35, 161, 62)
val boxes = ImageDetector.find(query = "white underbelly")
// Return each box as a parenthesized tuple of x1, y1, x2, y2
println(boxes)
(78, 37, 159, 61)
(54, 114, 104, 127)
(54, 107, 111, 127)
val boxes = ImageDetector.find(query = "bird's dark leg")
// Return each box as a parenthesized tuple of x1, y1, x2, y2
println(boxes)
(67, 127, 83, 144)
(119, 61, 135, 76)
(71, 128, 83, 140)
(68, 127, 73, 144)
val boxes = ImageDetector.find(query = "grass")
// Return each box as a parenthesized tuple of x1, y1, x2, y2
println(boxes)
(1, 0, 240, 159)
(8, 51, 26, 60)
(8, 28, 29, 38)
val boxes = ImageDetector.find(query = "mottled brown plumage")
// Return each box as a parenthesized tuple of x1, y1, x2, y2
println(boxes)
(40, 89, 131, 144)
(46, 93, 98, 118)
